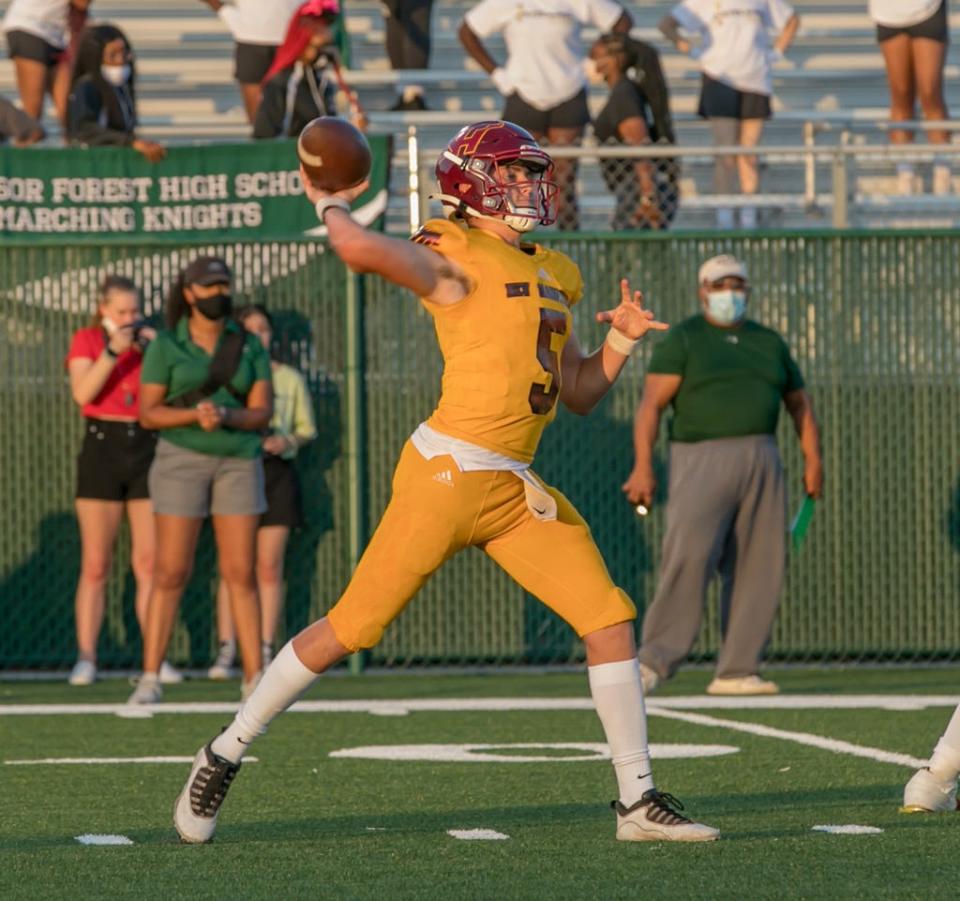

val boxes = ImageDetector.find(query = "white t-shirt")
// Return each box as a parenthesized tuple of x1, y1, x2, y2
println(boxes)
(465, 0, 625, 110)
(671, 0, 795, 96)
(868, 0, 941, 28)
(218, 0, 304, 46)
(2, 0, 70, 49)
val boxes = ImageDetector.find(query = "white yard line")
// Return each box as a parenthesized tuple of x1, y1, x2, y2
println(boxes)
(0, 694, 957, 716)
(5, 756, 258, 766)
(648, 708, 927, 768)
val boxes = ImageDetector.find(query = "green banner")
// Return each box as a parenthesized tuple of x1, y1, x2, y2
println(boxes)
(0, 136, 391, 243)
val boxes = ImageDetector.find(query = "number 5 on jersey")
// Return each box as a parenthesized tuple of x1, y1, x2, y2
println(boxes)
(529, 308, 568, 415)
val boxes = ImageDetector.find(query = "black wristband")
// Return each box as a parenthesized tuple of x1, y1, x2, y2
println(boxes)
(103, 344, 118, 359)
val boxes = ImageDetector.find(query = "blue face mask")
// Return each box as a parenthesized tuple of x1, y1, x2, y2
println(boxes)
(706, 289, 747, 325)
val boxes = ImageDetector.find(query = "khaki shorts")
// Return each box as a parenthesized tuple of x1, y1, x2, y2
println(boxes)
(148, 438, 266, 518)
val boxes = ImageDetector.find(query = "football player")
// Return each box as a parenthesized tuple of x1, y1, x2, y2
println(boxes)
(173, 121, 719, 844)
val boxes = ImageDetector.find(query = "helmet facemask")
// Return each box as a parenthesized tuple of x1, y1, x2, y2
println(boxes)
(468, 156, 558, 232)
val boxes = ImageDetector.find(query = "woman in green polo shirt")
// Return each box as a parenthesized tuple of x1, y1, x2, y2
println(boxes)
(127, 256, 273, 705)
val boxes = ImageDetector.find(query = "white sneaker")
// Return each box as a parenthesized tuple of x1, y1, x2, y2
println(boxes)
(127, 675, 162, 705)
(706, 674, 779, 696)
(639, 661, 660, 695)
(739, 206, 758, 229)
(68, 660, 97, 686)
(262, 642, 273, 670)
(207, 642, 237, 681)
(174, 742, 242, 843)
(159, 661, 184, 685)
(240, 671, 262, 701)
(901, 768, 958, 813)
(614, 790, 719, 842)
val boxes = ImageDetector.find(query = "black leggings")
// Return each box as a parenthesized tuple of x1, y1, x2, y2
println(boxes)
(383, 0, 435, 69)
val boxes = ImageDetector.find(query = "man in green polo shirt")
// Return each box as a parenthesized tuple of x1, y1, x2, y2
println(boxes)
(623, 253, 823, 696)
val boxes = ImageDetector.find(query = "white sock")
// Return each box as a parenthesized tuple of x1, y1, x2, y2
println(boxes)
(588, 658, 654, 806)
(928, 703, 960, 783)
(211, 642, 318, 764)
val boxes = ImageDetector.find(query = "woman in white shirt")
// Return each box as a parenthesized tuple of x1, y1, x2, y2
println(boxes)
(660, 0, 799, 229)
(198, 0, 304, 123)
(869, 0, 951, 195)
(2, 0, 90, 125)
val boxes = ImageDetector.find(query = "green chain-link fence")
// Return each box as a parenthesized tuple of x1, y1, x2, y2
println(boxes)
(1, 230, 959, 670)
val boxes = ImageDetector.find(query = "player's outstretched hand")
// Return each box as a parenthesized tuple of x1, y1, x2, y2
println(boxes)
(299, 164, 370, 207)
(595, 279, 668, 340)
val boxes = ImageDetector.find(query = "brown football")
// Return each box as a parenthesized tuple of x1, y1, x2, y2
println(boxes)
(297, 117, 372, 192)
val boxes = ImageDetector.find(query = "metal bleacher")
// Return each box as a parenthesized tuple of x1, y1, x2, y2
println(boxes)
(2, 0, 960, 229)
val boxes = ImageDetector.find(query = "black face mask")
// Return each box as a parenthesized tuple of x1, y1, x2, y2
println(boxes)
(194, 293, 233, 321)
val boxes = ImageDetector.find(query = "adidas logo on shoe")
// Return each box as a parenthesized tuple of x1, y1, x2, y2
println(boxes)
(432, 469, 454, 487)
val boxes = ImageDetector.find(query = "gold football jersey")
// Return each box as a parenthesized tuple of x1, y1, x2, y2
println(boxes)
(411, 218, 584, 463)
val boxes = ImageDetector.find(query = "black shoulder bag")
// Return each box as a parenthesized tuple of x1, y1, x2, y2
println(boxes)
(167, 330, 249, 408)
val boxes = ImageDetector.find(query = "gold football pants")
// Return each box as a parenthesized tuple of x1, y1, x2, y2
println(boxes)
(327, 441, 636, 651)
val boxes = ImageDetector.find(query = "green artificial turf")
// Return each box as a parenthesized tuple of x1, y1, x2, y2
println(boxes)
(2, 667, 959, 900)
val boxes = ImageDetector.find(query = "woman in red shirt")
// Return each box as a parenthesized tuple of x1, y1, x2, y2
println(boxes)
(65, 275, 176, 686)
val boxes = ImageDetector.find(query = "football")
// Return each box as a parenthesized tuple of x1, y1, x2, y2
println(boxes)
(297, 116, 372, 192)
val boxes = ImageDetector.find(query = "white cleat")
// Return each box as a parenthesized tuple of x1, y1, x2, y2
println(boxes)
(68, 660, 97, 686)
(207, 642, 237, 681)
(174, 742, 242, 843)
(639, 662, 660, 695)
(706, 674, 779, 696)
(614, 790, 719, 842)
(159, 661, 184, 685)
(901, 768, 958, 814)
(127, 675, 162, 705)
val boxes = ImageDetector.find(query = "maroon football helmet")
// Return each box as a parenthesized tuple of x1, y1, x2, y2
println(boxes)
(435, 121, 558, 232)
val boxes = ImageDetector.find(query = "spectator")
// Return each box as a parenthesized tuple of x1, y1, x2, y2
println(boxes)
(869, 1, 951, 195)
(459, 0, 632, 231)
(127, 256, 273, 705)
(590, 33, 678, 230)
(660, 0, 799, 229)
(622, 254, 823, 696)
(64, 276, 181, 686)
(66, 23, 166, 163)
(197, 0, 302, 124)
(2, 0, 89, 126)
(209, 304, 317, 679)
(0, 94, 44, 144)
(252, 3, 345, 140)
(382, 0, 434, 111)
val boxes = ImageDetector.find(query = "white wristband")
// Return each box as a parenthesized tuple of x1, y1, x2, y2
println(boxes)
(605, 328, 639, 356)
(315, 197, 351, 223)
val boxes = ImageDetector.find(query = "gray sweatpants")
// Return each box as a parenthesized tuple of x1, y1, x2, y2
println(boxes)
(639, 434, 786, 680)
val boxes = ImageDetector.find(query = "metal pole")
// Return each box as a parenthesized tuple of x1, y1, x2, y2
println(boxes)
(831, 131, 851, 228)
(407, 125, 421, 232)
(803, 120, 816, 209)
(344, 269, 368, 674)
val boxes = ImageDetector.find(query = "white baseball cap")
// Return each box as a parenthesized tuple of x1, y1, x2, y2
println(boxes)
(698, 254, 748, 285)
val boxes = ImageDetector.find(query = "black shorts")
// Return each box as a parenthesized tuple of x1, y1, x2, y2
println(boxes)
(502, 88, 590, 135)
(877, 1, 948, 43)
(76, 419, 156, 502)
(698, 74, 772, 120)
(261, 455, 303, 528)
(5, 29, 61, 67)
(234, 42, 279, 84)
